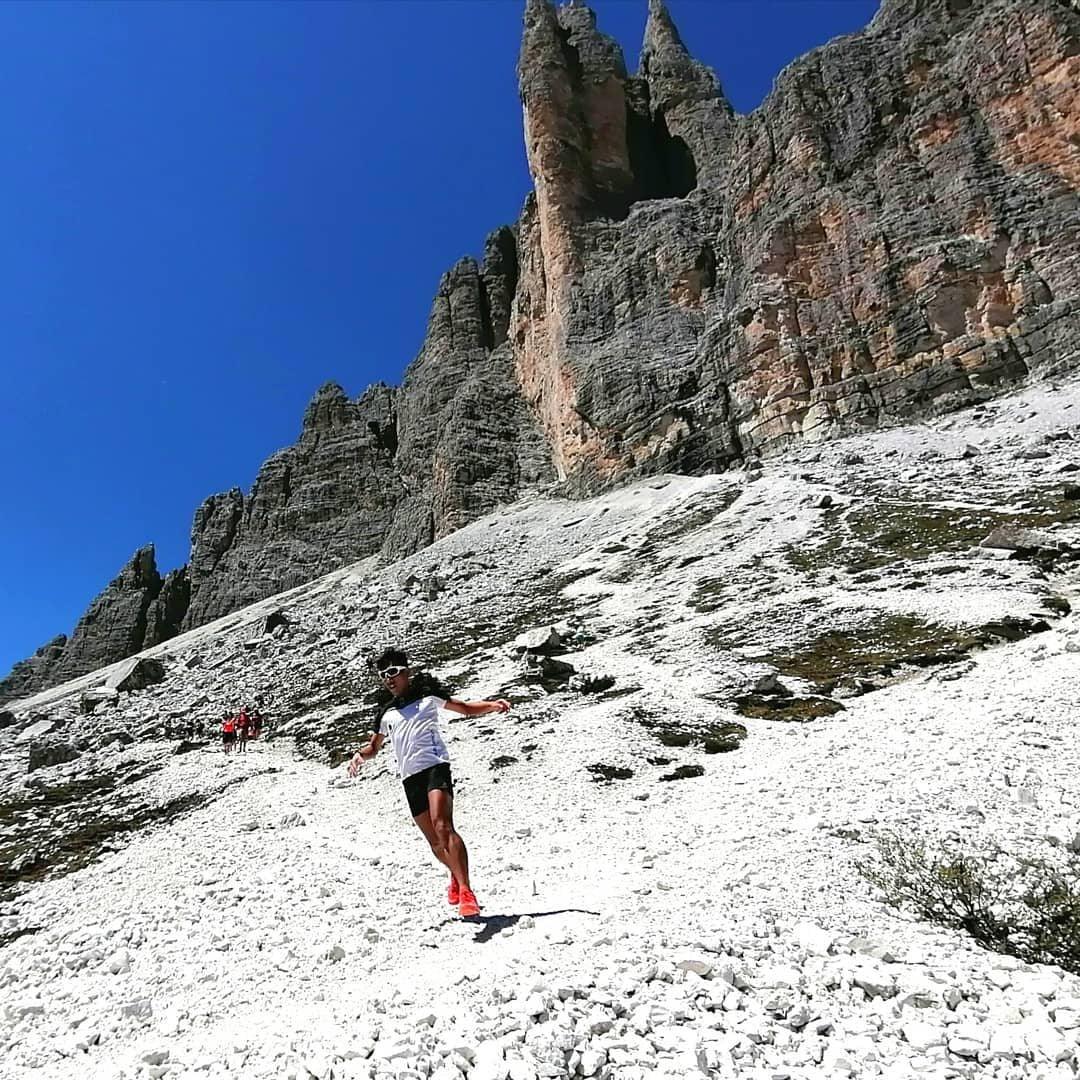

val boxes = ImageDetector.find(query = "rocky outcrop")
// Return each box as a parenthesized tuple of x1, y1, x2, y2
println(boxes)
(0, 635, 68, 705)
(4, 0, 1077, 702)
(381, 228, 556, 560)
(184, 230, 556, 624)
(0, 547, 180, 703)
(513, 0, 1079, 490)
(181, 382, 401, 628)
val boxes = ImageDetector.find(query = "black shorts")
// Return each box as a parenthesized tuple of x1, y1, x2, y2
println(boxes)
(402, 763, 453, 818)
(223, 732, 237, 744)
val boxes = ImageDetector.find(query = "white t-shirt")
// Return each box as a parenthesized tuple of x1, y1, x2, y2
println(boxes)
(379, 693, 451, 779)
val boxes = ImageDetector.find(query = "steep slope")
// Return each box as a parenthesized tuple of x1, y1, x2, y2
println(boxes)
(5, 0, 1077, 701)
(1, 376, 1079, 1078)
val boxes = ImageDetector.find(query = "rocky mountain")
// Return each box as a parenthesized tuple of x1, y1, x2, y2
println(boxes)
(0, 547, 187, 702)
(4, 0, 1077, 703)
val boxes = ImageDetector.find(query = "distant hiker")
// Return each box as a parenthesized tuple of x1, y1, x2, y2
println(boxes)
(222, 713, 237, 754)
(249, 707, 263, 740)
(236, 707, 251, 753)
(348, 648, 511, 919)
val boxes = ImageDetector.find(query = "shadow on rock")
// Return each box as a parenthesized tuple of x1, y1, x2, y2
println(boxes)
(469, 909, 600, 943)
(431, 909, 600, 943)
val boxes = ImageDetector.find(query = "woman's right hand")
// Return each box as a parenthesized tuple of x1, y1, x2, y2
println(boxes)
(347, 750, 365, 778)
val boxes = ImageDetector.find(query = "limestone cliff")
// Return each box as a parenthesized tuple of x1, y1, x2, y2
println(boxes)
(181, 382, 402, 628)
(4, 0, 1077, 702)
(513, 0, 1079, 490)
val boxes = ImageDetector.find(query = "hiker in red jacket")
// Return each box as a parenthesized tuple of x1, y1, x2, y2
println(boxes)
(236, 707, 251, 753)
(222, 713, 237, 754)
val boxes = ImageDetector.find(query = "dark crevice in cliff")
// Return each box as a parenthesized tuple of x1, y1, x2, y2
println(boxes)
(130, 592, 157, 663)
(652, 111, 697, 198)
(369, 419, 398, 456)
(625, 87, 663, 204)
(477, 274, 497, 353)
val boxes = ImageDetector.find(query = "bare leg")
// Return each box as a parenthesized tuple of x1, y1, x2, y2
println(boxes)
(413, 811, 453, 874)
(428, 789, 471, 892)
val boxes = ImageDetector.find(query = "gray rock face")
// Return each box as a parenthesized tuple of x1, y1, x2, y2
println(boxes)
(182, 383, 401, 627)
(4, 0, 1077, 702)
(0, 635, 67, 705)
(48, 547, 165, 687)
(513, 0, 1080, 489)
(185, 231, 555, 621)
(1, 547, 180, 703)
(142, 567, 189, 651)
(382, 230, 556, 561)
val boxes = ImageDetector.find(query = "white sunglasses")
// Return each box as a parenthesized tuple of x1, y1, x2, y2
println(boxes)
(378, 665, 407, 680)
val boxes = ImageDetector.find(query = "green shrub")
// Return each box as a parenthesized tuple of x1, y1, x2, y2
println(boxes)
(858, 832, 1080, 974)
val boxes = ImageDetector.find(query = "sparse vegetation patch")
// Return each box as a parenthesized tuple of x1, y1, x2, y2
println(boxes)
(860, 832, 1080, 975)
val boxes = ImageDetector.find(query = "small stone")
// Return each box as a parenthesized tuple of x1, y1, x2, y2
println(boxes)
(948, 1024, 989, 1058)
(676, 959, 713, 978)
(988, 1027, 1031, 1060)
(852, 966, 896, 1000)
(106, 949, 132, 974)
(6, 998, 45, 1020)
(793, 922, 834, 957)
(578, 1049, 606, 1076)
(903, 1022, 946, 1052)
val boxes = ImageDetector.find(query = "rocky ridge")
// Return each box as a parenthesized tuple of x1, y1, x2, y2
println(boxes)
(4, 0, 1077, 702)
(0, 548, 188, 704)
(1, 375, 1079, 1077)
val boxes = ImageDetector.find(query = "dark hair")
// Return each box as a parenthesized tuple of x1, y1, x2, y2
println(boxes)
(374, 647, 407, 671)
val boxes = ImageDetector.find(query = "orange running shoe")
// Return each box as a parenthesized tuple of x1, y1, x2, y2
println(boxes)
(458, 887, 480, 918)
(447, 878, 460, 905)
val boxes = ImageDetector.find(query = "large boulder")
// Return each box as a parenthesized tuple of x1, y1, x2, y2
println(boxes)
(80, 687, 120, 714)
(27, 739, 81, 773)
(14, 716, 61, 745)
(105, 656, 166, 693)
(511, 626, 565, 656)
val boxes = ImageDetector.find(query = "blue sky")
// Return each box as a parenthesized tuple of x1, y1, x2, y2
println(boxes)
(0, 0, 880, 674)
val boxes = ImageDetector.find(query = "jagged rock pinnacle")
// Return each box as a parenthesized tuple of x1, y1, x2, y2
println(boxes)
(644, 0, 689, 57)
(640, 0, 726, 109)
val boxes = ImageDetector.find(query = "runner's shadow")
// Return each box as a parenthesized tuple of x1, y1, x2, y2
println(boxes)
(463, 909, 600, 944)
